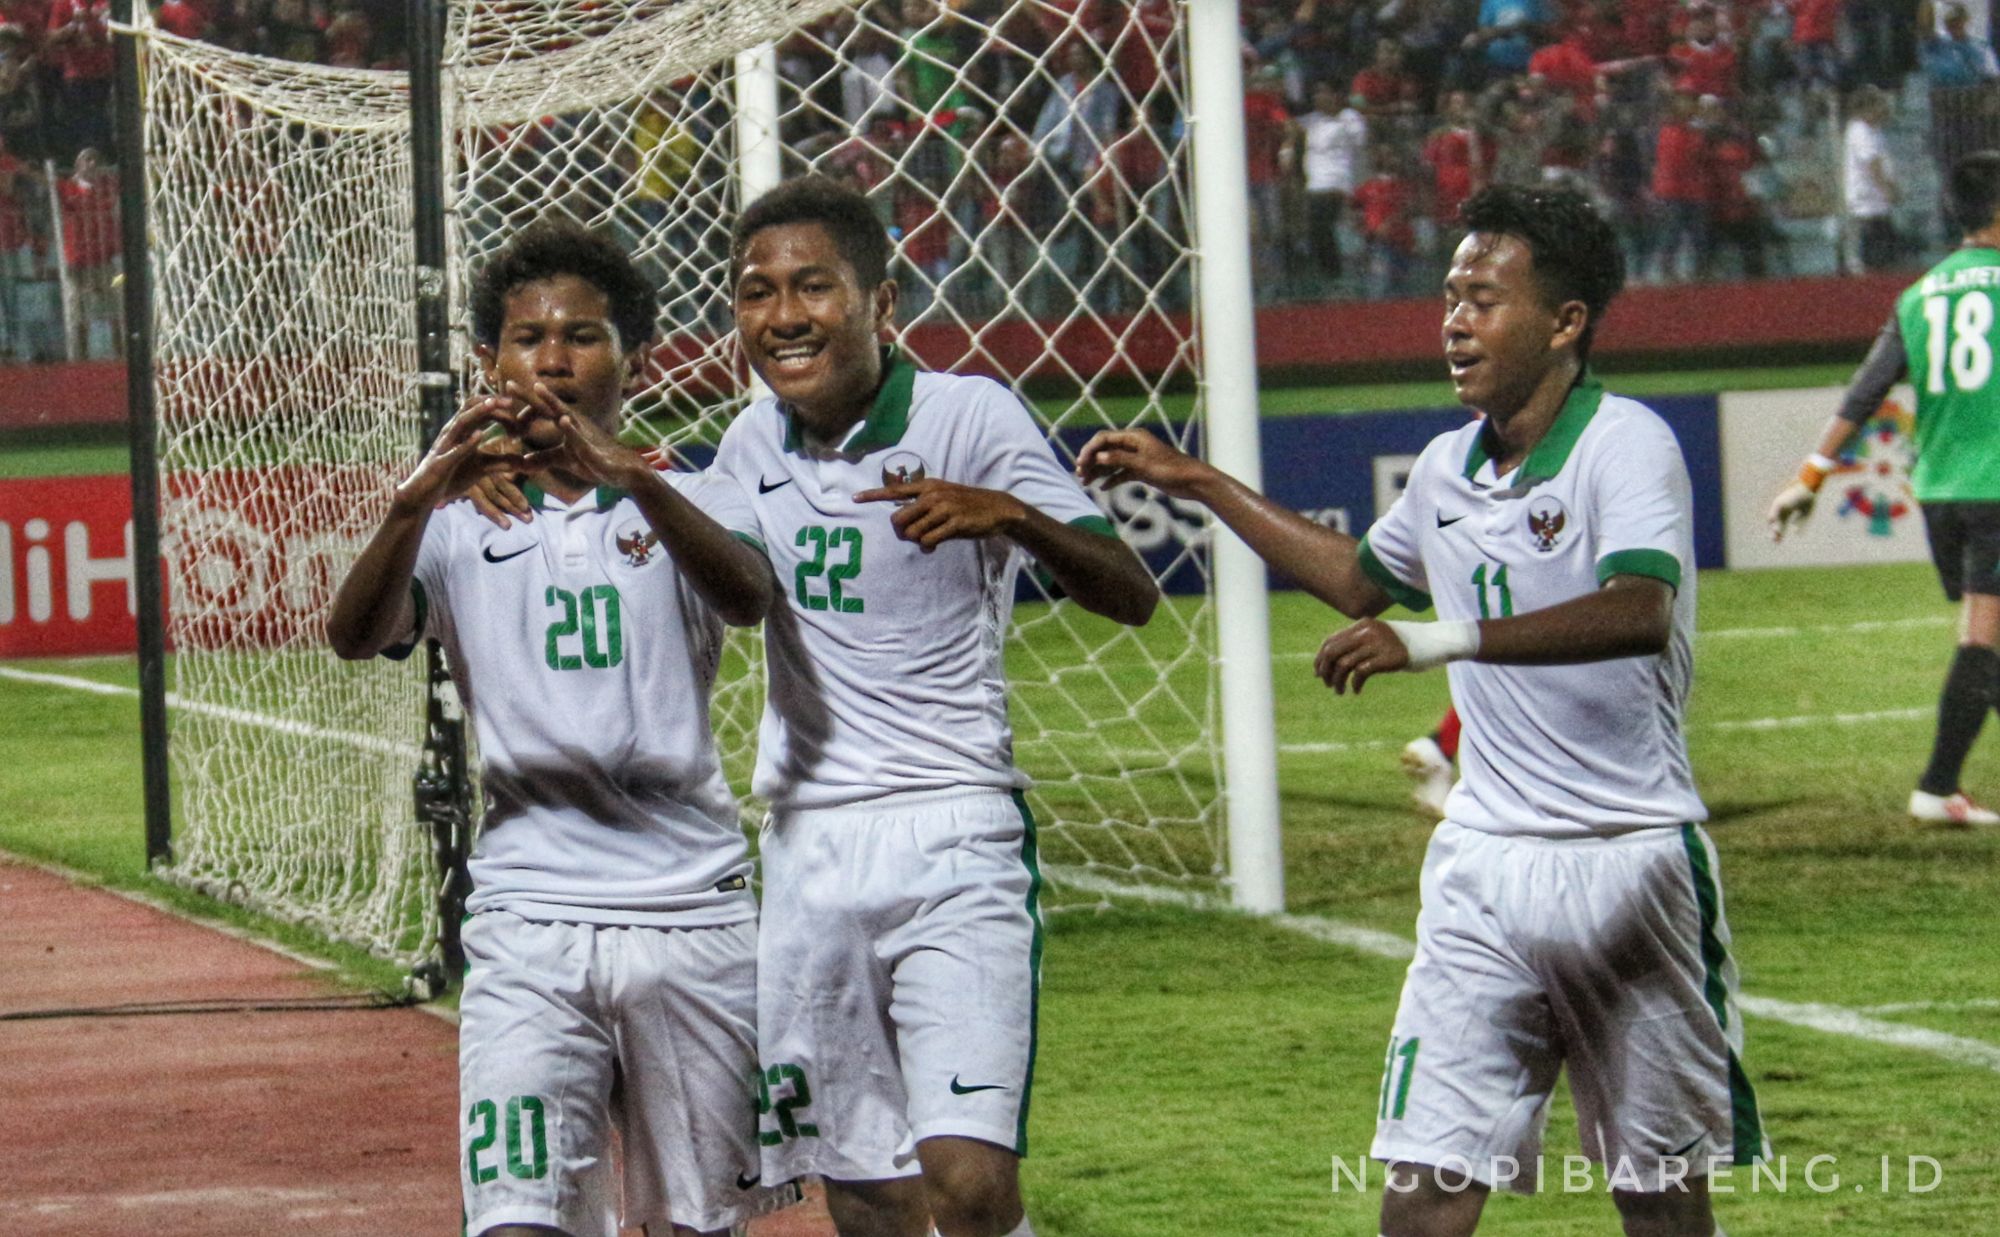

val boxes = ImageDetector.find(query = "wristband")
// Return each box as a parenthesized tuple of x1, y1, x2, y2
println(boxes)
(1798, 452, 1839, 493)
(1385, 619, 1480, 672)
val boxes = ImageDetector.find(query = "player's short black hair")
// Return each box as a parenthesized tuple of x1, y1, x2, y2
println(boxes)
(1458, 183, 1625, 362)
(469, 220, 657, 352)
(730, 174, 892, 290)
(1948, 151, 2000, 234)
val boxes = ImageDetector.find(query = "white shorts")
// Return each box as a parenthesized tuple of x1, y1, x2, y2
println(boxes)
(1370, 822, 1766, 1193)
(459, 910, 766, 1236)
(756, 787, 1042, 1182)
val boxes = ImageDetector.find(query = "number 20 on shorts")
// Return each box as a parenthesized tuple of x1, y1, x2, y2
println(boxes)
(467, 1095, 549, 1184)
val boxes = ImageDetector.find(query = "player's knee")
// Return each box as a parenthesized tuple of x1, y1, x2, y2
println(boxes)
(1377, 1161, 1487, 1237)
(918, 1139, 1024, 1236)
(823, 1176, 930, 1237)
(1610, 1180, 1714, 1237)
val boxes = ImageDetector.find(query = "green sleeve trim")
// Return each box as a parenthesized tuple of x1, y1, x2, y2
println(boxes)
(1596, 548, 1682, 590)
(380, 578, 427, 662)
(1068, 514, 1117, 539)
(1358, 535, 1433, 613)
(1032, 514, 1120, 591)
(731, 530, 768, 556)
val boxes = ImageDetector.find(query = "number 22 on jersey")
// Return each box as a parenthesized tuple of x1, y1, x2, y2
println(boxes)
(795, 525, 864, 613)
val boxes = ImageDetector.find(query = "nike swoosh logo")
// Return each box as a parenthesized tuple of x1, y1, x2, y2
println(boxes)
(1667, 1134, 1707, 1159)
(949, 1075, 1007, 1095)
(736, 1171, 761, 1190)
(481, 544, 534, 563)
(758, 476, 793, 494)
(1436, 513, 1467, 528)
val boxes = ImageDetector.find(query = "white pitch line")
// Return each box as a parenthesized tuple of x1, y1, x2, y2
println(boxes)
(1057, 868, 2000, 1075)
(1858, 998, 2000, 1015)
(1736, 996, 2000, 1071)
(0, 666, 420, 759)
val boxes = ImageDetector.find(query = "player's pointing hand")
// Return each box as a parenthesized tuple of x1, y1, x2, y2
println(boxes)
(1075, 428, 1218, 499)
(855, 478, 1029, 551)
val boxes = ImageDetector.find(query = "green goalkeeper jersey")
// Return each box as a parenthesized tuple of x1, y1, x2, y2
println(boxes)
(1895, 246, 2000, 500)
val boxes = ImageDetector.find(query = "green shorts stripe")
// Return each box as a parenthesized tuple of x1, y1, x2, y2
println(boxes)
(1012, 788, 1043, 1157)
(1681, 823, 1766, 1164)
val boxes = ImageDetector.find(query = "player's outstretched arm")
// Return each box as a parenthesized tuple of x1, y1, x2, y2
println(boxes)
(1314, 575, 1672, 695)
(511, 380, 773, 627)
(1767, 416, 1863, 541)
(1771, 313, 1907, 541)
(852, 477, 1159, 626)
(1075, 428, 1391, 619)
(328, 395, 523, 659)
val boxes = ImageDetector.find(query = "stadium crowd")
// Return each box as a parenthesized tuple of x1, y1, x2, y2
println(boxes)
(0, 0, 1997, 362)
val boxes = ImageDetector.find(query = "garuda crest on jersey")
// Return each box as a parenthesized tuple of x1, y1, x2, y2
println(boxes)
(616, 525, 661, 566)
(1526, 495, 1567, 553)
(882, 450, 927, 487)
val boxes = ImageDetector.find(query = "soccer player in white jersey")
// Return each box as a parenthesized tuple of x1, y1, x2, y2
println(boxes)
(1078, 184, 1763, 1237)
(719, 176, 1158, 1237)
(326, 223, 777, 1237)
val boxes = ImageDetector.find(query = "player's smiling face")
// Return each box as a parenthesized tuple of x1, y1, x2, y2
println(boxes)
(480, 274, 636, 431)
(733, 221, 897, 441)
(1441, 231, 1580, 421)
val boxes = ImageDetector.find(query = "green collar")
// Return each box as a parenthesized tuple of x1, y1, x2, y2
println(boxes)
(782, 346, 917, 454)
(521, 481, 625, 511)
(1461, 374, 1604, 485)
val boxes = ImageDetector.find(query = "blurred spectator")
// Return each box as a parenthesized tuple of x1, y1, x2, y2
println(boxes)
(1353, 141, 1418, 297)
(1742, 0, 1796, 95)
(1422, 87, 1493, 234)
(1492, 74, 1566, 185)
(1651, 88, 1713, 279)
(1241, 61, 1291, 299)
(1844, 85, 1902, 271)
(838, 20, 895, 130)
(1089, 95, 1175, 312)
(1668, 3, 1740, 98)
(0, 136, 52, 360)
(322, 2, 368, 68)
(1595, 108, 1656, 281)
(1527, 27, 1602, 121)
(1925, 2, 2000, 225)
(0, 23, 44, 161)
(263, 0, 322, 62)
(1460, 0, 1551, 88)
(1791, 0, 1844, 97)
(1031, 37, 1116, 194)
(1614, 0, 1676, 58)
(1373, 0, 1468, 104)
(1296, 81, 1367, 283)
(1351, 36, 1424, 120)
(1705, 97, 1778, 278)
(56, 145, 116, 357)
(1851, 0, 1920, 90)
(155, 0, 207, 39)
(43, 0, 110, 157)
(1920, 2, 1999, 87)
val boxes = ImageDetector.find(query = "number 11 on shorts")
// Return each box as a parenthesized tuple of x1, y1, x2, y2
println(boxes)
(1378, 1036, 1419, 1121)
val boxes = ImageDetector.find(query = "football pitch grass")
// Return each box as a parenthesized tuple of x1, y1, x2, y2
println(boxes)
(6, 560, 1999, 1233)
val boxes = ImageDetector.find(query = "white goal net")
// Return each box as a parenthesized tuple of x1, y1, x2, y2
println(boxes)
(142, 0, 1223, 972)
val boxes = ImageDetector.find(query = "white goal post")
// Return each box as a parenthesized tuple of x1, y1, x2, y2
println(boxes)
(127, 0, 1280, 975)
